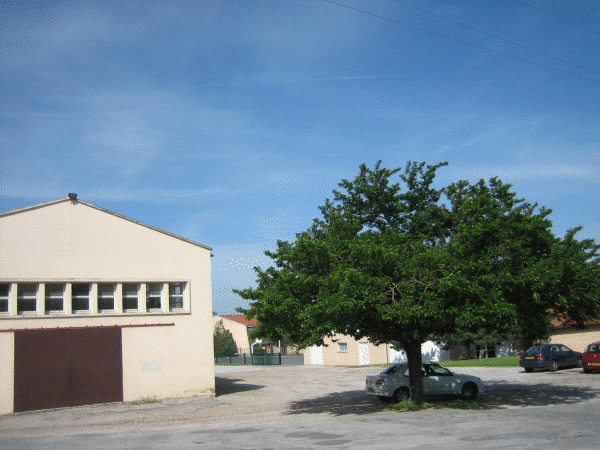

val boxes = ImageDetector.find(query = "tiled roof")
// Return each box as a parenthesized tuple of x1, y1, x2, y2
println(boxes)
(221, 315, 258, 326)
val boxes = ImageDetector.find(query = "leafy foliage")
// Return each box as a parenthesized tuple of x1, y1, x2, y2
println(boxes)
(235, 161, 600, 401)
(213, 319, 237, 357)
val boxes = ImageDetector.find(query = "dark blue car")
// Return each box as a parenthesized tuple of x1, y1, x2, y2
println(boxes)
(519, 344, 582, 373)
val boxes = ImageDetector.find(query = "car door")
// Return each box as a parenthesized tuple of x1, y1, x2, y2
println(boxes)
(548, 345, 562, 367)
(420, 365, 439, 395)
(559, 345, 579, 366)
(424, 364, 455, 395)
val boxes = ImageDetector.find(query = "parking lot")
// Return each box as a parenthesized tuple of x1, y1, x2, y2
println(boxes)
(1, 364, 600, 449)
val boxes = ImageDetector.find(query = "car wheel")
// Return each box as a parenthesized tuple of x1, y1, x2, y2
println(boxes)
(524, 367, 534, 373)
(392, 388, 409, 403)
(549, 360, 558, 372)
(378, 396, 393, 403)
(461, 383, 478, 400)
(583, 368, 591, 374)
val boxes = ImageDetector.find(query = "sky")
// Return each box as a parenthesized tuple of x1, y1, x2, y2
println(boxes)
(1, 0, 599, 315)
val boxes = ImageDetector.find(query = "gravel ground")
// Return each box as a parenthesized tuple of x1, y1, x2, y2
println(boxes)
(1, 364, 599, 448)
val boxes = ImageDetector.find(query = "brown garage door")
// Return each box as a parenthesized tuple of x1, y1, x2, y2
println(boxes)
(14, 327, 123, 413)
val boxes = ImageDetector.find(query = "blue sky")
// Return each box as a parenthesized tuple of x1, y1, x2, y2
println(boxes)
(1, 0, 599, 315)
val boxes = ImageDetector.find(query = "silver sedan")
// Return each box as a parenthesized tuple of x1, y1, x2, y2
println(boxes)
(365, 362, 484, 403)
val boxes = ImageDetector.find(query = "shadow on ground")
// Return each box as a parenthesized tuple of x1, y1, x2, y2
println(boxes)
(285, 390, 379, 416)
(284, 382, 600, 416)
(483, 381, 600, 408)
(215, 377, 265, 396)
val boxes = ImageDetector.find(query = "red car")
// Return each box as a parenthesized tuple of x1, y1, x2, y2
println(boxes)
(582, 342, 600, 373)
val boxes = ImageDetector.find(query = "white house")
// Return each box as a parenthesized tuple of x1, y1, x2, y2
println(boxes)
(0, 195, 214, 414)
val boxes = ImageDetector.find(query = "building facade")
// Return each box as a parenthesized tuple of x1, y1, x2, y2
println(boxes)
(0, 196, 214, 414)
(303, 333, 394, 366)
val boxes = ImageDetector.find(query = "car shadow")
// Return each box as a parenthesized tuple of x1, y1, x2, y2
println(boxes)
(214, 377, 265, 397)
(283, 381, 600, 416)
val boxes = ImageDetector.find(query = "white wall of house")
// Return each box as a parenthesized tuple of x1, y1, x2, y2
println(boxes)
(0, 198, 214, 414)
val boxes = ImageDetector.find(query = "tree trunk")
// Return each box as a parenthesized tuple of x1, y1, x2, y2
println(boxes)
(404, 337, 424, 403)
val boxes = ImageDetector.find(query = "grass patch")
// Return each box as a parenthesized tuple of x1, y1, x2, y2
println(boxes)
(363, 356, 520, 370)
(381, 398, 484, 412)
(130, 397, 162, 405)
(440, 356, 520, 368)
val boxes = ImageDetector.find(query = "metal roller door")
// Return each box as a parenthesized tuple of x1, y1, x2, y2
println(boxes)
(14, 328, 123, 413)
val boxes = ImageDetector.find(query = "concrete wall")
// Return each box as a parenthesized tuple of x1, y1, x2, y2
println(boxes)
(0, 333, 14, 414)
(549, 326, 600, 353)
(0, 198, 214, 413)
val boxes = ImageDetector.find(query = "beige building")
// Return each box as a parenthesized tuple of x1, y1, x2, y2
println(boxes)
(548, 323, 600, 353)
(303, 333, 394, 366)
(212, 316, 250, 352)
(0, 195, 214, 414)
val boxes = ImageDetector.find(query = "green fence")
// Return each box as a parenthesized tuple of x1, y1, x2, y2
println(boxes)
(215, 353, 304, 365)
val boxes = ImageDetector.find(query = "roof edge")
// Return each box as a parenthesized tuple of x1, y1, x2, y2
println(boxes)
(0, 197, 212, 251)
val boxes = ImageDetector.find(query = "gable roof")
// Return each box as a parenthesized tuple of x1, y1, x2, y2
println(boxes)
(0, 196, 212, 251)
(221, 314, 258, 327)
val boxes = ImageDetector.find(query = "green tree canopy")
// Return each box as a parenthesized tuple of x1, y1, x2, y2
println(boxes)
(213, 319, 237, 357)
(235, 161, 600, 402)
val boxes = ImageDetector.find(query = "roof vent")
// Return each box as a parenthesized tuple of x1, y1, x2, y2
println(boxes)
(68, 193, 78, 200)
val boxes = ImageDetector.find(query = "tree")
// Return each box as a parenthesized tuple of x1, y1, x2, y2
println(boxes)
(213, 320, 237, 357)
(235, 161, 600, 402)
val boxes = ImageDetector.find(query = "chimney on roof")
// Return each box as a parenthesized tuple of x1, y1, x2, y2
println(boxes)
(68, 193, 77, 201)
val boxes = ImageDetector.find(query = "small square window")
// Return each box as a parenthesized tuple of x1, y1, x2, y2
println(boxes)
(98, 283, 115, 311)
(72, 283, 90, 312)
(0, 283, 9, 313)
(45, 283, 64, 313)
(123, 283, 139, 311)
(169, 282, 185, 310)
(17, 283, 37, 314)
(338, 342, 348, 353)
(146, 283, 162, 310)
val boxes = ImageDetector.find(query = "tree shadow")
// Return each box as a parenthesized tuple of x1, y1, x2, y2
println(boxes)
(483, 381, 600, 408)
(285, 390, 380, 416)
(284, 382, 600, 416)
(214, 377, 265, 397)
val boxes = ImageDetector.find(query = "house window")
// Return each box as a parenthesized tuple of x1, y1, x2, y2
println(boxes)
(17, 283, 37, 314)
(45, 283, 64, 313)
(169, 282, 185, 310)
(72, 283, 90, 312)
(0, 283, 9, 313)
(146, 283, 162, 310)
(122, 283, 139, 311)
(98, 283, 115, 311)
(338, 342, 348, 353)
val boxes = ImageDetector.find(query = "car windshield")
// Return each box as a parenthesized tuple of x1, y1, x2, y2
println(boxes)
(585, 344, 600, 353)
(426, 363, 452, 376)
(381, 365, 407, 375)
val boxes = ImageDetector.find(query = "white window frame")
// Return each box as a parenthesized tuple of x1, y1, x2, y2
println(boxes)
(338, 342, 348, 353)
(97, 283, 116, 313)
(122, 283, 140, 312)
(71, 282, 90, 314)
(17, 283, 37, 315)
(146, 282, 163, 311)
(0, 283, 9, 315)
(168, 282, 185, 311)
(45, 283, 65, 315)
